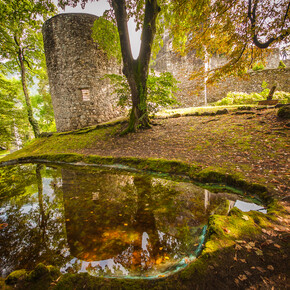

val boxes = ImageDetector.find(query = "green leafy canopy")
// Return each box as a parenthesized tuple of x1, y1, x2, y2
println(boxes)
(92, 17, 122, 63)
(104, 70, 180, 115)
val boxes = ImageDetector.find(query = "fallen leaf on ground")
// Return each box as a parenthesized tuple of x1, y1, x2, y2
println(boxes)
(244, 270, 252, 276)
(261, 239, 274, 246)
(0, 223, 8, 229)
(257, 267, 266, 273)
(255, 249, 263, 256)
(235, 240, 246, 244)
(238, 274, 247, 281)
(267, 265, 274, 271)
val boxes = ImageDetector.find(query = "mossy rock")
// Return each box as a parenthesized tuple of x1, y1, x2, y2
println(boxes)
(277, 105, 290, 119)
(216, 108, 229, 115)
(237, 106, 252, 111)
(26, 263, 49, 281)
(5, 269, 27, 285)
(47, 265, 60, 279)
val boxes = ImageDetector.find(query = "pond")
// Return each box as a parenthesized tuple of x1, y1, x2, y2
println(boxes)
(0, 163, 266, 279)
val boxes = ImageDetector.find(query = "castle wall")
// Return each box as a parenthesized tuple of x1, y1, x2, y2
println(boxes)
(154, 39, 289, 107)
(43, 13, 123, 132)
(207, 68, 290, 103)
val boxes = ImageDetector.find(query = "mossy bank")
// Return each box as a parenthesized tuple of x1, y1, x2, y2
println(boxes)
(1, 108, 289, 289)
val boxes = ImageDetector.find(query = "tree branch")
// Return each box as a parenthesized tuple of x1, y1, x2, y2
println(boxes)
(139, 0, 160, 74)
(248, 0, 290, 49)
(111, 0, 133, 78)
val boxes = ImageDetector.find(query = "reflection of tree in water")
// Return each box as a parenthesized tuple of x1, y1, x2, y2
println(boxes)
(0, 164, 36, 200)
(0, 164, 68, 276)
(114, 177, 208, 275)
(114, 176, 164, 273)
(63, 170, 211, 276)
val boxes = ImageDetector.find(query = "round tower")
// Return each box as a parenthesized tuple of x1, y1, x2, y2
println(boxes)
(42, 13, 122, 132)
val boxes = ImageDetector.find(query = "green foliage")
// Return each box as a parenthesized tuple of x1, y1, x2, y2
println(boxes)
(147, 70, 180, 113)
(278, 60, 286, 68)
(213, 92, 263, 106)
(260, 81, 270, 98)
(105, 70, 180, 115)
(0, 0, 57, 138)
(252, 62, 265, 71)
(92, 17, 122, 63)
(167, 0, 290, 83)
(31, 67, 56, 132)
(0, 0, 56, 74)
(5, 269, 27, 285)
(0, 74, 27, 148)
(213, 81, 290, 106)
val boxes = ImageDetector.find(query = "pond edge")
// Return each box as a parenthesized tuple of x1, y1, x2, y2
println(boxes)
(1, 153, 285, 289)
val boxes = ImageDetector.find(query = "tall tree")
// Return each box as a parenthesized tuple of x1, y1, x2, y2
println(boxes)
(168, 0, 290, 82)
(59, 0, 161, 133)
(31, 64, 56, 133)
(0, 0, 56, 138)
(0, 73, 28, 149)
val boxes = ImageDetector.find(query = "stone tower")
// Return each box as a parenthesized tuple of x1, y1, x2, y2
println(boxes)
(42, 13, 123, 132)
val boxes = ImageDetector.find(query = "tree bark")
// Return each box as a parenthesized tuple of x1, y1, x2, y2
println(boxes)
(267, 85, 276, 100)
(248, 0, 290, 49)
(112, 0, 160, 133)
(18, 47, 40, 138)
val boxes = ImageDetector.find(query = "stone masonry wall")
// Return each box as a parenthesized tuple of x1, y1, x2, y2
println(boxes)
(207, 68, 290, 103)
(154, 38, 289, 107)
(43, 13, 123, 132)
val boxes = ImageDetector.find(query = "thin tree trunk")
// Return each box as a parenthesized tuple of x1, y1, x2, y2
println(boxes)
(18, 48, 40, 138)
(36, 165, 47, 243)
(132, 176, 162, 268)
(112, 0, 160, 134)
(267, 85, 276, 100)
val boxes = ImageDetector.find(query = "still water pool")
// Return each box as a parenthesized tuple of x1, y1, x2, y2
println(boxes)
(0, 163, 265, 279)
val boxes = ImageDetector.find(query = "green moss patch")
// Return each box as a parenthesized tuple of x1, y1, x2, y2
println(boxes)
(5, 264, 60, 289)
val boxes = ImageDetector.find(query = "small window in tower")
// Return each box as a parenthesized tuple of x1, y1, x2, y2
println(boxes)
(81, 89, 90, 101)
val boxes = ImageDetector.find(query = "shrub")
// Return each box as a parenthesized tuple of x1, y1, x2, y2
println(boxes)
(212, 81, 290, 106)
(278, 60, 286, 69)
(212, 92, 264, 106)
(252, 62, 265, 71)
(104, 70, 180, 115)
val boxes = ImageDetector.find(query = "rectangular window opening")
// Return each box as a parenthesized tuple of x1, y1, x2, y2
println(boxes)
(81, 89, 90, 101)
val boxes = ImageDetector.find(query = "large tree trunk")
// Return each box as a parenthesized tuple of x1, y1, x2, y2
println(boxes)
(18, 48, 40, 138)
(112, 0, 160, 134)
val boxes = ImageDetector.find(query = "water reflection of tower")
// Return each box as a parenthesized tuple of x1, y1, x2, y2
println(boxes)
(61, 169, 227, 276)
(61, 170, 174, 274)
(61, 168, 135, 262)
(204, 189, 236, 212)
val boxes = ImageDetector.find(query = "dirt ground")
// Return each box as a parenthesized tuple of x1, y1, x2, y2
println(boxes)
(80, 108, 289, 199)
